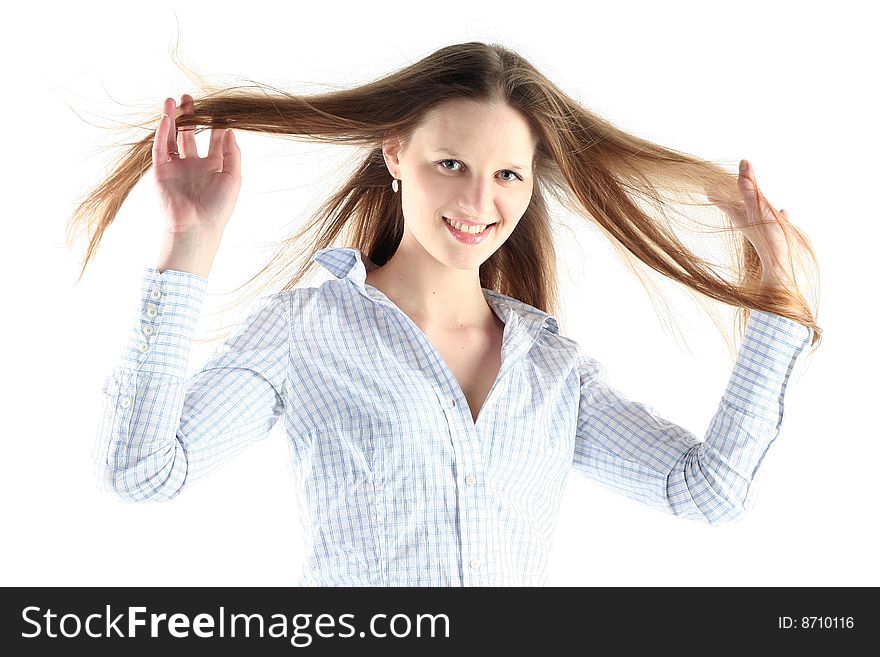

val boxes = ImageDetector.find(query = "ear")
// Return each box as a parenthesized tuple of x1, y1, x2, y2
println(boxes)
(382, 137, 403, 177)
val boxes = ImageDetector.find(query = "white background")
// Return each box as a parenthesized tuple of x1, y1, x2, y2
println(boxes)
(3, 0, 877, 587)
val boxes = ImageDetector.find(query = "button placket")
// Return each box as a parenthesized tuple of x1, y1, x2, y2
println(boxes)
(437, 379, 484, 583)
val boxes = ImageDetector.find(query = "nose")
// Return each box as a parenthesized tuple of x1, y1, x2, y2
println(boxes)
(457, 175, 495, 220)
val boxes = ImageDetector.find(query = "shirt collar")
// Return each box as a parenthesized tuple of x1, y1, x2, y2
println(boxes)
(312, 246, 560, 338)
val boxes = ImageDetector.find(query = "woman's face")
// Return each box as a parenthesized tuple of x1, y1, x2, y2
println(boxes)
(384, 98, 537, 271)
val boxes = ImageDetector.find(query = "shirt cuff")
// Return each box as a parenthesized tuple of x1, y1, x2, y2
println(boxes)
(721, 310, 813, 424)
(119, 267, 209, 377)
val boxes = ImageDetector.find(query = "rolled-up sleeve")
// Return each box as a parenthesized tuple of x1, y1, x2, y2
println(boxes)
(94, 267, 291, 503)
(571, 310, 813, 525)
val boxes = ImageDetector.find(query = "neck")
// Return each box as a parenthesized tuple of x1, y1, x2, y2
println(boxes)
(364, 244, 494, 331)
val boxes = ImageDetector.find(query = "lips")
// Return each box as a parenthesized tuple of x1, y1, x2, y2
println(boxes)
(443, 216, 495, 227)
(443, 216, 495, 244)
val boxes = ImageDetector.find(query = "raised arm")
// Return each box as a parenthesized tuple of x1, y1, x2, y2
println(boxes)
(93, 268, 290, 502)
(571, 310, 813, 526)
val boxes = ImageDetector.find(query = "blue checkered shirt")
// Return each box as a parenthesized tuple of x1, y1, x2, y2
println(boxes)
(95, 246, 813, 586)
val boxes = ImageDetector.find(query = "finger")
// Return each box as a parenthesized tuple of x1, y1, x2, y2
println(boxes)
(178, 94, 198, 158)
(738, 160, 757, 189)
(737, 160, 761, 214)
(165, 97, 179, 157)
(220, 129, 240, 178)
(741, 162, 786, 224)
(152, 113, 170, 167)
(207, 124, 226, 162)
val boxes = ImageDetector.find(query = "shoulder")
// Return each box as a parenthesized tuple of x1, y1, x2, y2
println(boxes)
(283, 278, 366, 328)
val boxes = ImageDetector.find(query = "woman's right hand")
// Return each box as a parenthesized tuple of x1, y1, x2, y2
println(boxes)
(152, 95, 241, 238)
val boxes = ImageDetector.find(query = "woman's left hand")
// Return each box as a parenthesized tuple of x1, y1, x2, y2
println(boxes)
(708, 159, 799, 290)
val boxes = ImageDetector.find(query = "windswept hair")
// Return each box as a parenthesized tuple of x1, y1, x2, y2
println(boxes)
(66, 41, 822, 355)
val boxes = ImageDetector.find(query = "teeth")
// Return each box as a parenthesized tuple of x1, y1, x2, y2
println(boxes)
(445, 217, 491, 234)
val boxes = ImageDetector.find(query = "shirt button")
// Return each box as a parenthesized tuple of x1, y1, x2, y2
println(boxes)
(150, 288, 162, 300)
(120, 397, 131, 409)
(142, 324, 154, 336)
(145, 304, 158, 318)
(451, 399, 456, 407)
(138, 342, 149, 353)
(465, 475, 476, 486)
(470, 558, 479, 569)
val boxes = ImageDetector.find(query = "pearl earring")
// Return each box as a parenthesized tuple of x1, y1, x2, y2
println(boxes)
(391, 178, 399, 193)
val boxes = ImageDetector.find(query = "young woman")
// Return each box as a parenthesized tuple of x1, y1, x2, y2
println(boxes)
(71, 42, 821, 586)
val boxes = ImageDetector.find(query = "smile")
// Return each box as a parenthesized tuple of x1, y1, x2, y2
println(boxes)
(443, 217, 495, 245)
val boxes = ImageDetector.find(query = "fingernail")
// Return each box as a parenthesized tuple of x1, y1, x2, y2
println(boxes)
(739, 160, 748, 174)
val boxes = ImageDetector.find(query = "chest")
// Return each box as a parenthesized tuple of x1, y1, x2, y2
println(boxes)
(422, 318, 505, 424)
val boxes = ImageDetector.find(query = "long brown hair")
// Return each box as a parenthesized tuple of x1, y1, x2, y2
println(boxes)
(66, 41, 822, 353)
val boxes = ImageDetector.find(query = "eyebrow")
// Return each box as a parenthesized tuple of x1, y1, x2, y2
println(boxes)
(431, 149, 530, 173)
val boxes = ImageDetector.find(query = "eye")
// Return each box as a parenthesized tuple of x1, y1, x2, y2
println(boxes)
(437, 159, 523, 182)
